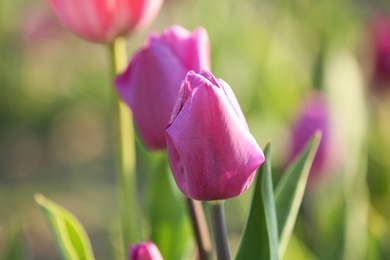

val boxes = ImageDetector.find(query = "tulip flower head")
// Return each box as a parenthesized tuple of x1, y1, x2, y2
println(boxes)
(48, 0, 163, 43)
(166, 70, 264, 201)
(129, 241, 163, 260)
(287, 91, 339, 182)
(368, 13, 390, 92)
(115, 25, 210, 150)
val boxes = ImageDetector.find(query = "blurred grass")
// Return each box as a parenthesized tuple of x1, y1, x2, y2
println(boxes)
(1, 0, 390, 259)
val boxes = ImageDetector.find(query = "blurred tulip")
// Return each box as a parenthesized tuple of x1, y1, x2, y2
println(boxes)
(129, 241, 163, 260)
(368, 13, 390, 91)
(287, 91, 339, 182)
(48, 0, 163, 43)
(166, 70, 264, 201)
(20, 8, 62, 46)
(115, 25, 210, 150)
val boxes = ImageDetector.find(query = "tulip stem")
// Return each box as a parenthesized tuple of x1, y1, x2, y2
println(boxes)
(109, 38, 141, 253)
(208, 201, 231, 260)
(186, 198, 213, 260)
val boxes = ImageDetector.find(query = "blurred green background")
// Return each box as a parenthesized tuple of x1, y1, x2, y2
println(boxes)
(1, 0, 390, 259)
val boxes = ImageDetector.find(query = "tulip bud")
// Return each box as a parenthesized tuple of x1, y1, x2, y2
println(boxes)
(166, 70, 264, 201)
(48, 0, 163, 43)
(115, 25, 210, 150)
(129, 241, 163, 260)
(287, 91, 339, 182)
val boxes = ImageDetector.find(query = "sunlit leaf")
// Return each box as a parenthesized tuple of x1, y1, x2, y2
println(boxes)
(235, 142, 279, 260)
(274, 131, 321, 258)
(35, 194, 95, 260)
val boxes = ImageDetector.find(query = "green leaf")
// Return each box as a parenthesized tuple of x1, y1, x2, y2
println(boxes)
(235, 142, 279, 260)
(274, 131, 322, 258)
(35, 194, 95, 260)
(4, 226, 25, 260)
(262, 143, 279, 260)
(147, 159, 191, 260)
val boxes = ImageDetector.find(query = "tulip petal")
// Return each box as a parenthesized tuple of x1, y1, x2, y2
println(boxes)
(115, 37, 187, 149)
(48, 0, 162, 43)
(197, 70, 248, 128)
(161, 26, 210, 72)
(49, 0, 113, 42)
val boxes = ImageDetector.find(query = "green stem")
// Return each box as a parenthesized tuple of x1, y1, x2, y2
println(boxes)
(208, 201, 231, 260)
(186, 198, 212, 260)
(109, 38, 141, 254)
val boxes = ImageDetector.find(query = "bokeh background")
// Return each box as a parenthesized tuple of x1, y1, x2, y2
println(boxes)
(1, 0, 390, 259)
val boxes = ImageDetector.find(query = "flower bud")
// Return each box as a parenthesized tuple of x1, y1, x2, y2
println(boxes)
(129, 241, 163, 260)
(48, 0, 163, 43)
(166, 70, 264, 201)
(115, 25, 210, 150)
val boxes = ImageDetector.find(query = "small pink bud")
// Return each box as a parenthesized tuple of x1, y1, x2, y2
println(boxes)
(115, 25, 210, 150)
(166, 70, 265, 201)
(129, 241, 163, 260)
(48, 0, 163, 43)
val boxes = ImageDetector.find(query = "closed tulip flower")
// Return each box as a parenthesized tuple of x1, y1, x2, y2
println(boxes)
(48, 0, 163, 43)
(166, 70, 264, 201)
(129, 241, 163, 260)
(115, 25, 210, 150)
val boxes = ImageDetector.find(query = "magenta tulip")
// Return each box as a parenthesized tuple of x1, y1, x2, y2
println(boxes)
(287, 91, 339, 182)
(48, 0, 163, 43)
(115, 25, 210, 150)
(129, 241, 163, 260)
(368, 13, 390, 91)
(166, 70, 264, 201)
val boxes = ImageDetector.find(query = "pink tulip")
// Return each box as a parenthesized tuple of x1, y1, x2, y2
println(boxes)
(48, 0, 163, 43)
(129, 241, 163, 260)
(166, 70, 264, 201)
(115, 25, 210, 150)
(287, 91, 339, 182)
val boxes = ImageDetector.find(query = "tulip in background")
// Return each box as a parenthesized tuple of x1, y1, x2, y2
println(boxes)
(166, 70, 264, 201)
(20, 7, 62, 46)
(48, 0, 163, 43)
(369, 13, 390, 90)
(287, 91, 338, 182)
(115, 25, 210, 150)
(129, 241, 163, 260)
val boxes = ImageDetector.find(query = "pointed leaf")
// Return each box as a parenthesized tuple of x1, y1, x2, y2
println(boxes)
(261, 143, 279, 260)
(35, 194, 95, 260)
(274, 131, 322, 257)
(235, 143, 279, 260)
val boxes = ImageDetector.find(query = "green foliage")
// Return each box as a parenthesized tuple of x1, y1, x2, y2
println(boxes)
(274, 132, 321, 257)
(235, 143, 278, 260)
(236, 132, 321, 260)
(35, 194, 95, 260)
